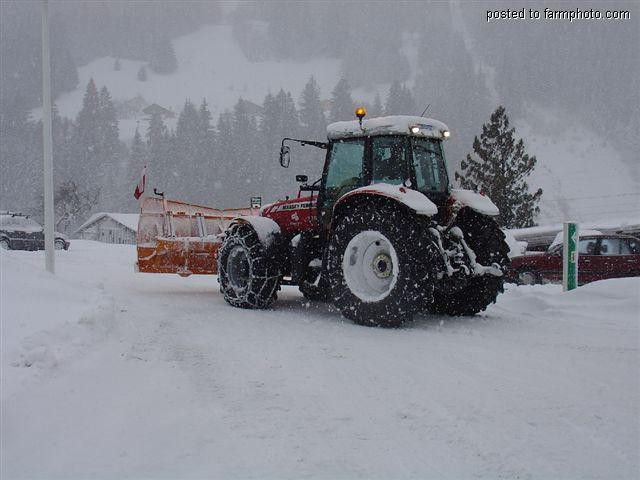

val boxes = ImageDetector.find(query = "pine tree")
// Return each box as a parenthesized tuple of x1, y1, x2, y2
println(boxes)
(174, 99, 201, 198)
(276, 89, 300, 139)
(137, 66, 148, 82)
(149, 35, 178, 74)
(131, 126, 147, 167)
(299, 76, 326, 140)
(455, 106, 543, 228)
(146, 111, 170, 195)
(329, 78, 354, 123)
(98, 86, 120, 161)
(72, 78, 101, 188)
(0, 93, 40, 213)
(196, 99, 216, 202)
(97, 86, 122, 208)
(384, 80, 416, 116)
(215, 110, 235, 205)
(260, 92, 279, 153)
(231, 98, 260, 204)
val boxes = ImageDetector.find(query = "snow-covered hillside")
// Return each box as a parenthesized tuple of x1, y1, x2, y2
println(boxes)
(48, 24, 342, 139)
(2, 242, 638, 478)
(516, 106, 640, 224)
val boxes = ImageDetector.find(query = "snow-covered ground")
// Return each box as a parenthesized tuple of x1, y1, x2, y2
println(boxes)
(2, 241, 638, 478)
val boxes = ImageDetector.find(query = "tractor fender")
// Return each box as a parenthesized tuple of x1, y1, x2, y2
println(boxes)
(229, 216, 281, 249)
(450, 189, 499, 216)
(333, 183, 438, 220)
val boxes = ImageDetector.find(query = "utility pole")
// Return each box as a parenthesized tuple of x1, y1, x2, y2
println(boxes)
(41, 0, 55, 273)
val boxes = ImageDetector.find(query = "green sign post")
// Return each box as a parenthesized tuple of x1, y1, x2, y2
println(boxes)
(563, 222, 579, 291)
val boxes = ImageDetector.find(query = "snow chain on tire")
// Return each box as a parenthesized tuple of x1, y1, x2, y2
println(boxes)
(217, 224, 281, 309)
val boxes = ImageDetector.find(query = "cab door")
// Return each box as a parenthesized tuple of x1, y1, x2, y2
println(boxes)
(317, 138, 366, 227)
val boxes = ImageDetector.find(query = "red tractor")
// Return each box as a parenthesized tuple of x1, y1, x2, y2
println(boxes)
(213, 110, 510, 326)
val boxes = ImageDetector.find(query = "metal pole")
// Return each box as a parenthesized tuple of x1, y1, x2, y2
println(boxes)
(563, 222, 578, 291)
(42, 0, 55, 273)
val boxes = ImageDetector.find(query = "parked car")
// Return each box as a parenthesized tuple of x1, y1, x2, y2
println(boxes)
(507, 231, 640, 285)
(0, 212, 70, 251)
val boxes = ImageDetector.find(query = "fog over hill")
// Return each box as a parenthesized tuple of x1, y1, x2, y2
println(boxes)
(1, 1, 638, 225)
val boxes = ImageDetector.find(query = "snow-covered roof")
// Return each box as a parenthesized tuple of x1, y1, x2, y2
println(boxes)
(327, 116, 449, 140)
(549, 229, 603, 249)
(509, 218, 640, 239)
(75, 213, 140, 233)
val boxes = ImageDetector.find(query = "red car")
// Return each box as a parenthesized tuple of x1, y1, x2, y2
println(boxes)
(507, 233, 640, 285)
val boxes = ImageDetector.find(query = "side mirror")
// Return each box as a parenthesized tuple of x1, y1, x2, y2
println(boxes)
(280, 145, 291, 168)
(296, 174, 308, 183)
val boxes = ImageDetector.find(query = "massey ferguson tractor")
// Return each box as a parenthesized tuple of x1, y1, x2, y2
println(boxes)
(136, 109, 509, 327)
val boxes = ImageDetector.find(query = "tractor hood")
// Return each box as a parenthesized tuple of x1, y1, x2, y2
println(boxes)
(327, 116, 449, 140)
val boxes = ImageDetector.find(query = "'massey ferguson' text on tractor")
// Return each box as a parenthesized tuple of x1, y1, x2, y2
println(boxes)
(137, 110, 510, 327)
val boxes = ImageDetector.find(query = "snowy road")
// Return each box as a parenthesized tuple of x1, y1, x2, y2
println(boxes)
(1, 241, 638, 479)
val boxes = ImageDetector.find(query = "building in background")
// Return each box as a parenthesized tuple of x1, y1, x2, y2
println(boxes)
(75, 213, 139, 244)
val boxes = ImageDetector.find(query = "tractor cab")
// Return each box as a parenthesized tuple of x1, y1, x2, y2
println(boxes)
(280, 111, 452, 226)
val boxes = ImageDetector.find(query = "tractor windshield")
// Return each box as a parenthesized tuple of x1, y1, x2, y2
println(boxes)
(411, 138, 448, 194)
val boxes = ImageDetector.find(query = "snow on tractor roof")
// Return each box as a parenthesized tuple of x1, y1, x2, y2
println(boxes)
(327, 115, 449, 140)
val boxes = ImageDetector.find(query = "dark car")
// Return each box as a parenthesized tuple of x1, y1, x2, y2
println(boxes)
(0, 213, 70, 251)
(507, 232, 640, 285)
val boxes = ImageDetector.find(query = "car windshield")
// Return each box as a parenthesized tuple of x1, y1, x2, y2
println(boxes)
(411, 138, 448, 193)
(0, 215, 42, 232)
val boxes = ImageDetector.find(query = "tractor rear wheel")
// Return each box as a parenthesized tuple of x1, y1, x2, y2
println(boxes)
(217, 224, 280, 309)
(431, 208, 510, 316)
(327, 205, 438, 327)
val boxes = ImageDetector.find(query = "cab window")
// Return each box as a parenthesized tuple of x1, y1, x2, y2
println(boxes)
(323, 139, 365, 207)
(372, 136, 407, 185)
(412, 138, 448, 193)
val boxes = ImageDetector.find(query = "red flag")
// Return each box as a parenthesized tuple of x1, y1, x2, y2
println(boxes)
(134, 166, 146, 200)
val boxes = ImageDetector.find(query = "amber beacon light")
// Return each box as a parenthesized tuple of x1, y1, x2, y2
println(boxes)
(355, 106, 366, 126)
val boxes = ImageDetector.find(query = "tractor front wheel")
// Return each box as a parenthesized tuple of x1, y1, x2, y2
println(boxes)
(327, 206, 437, 327)
(217, 224, 280, 309)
